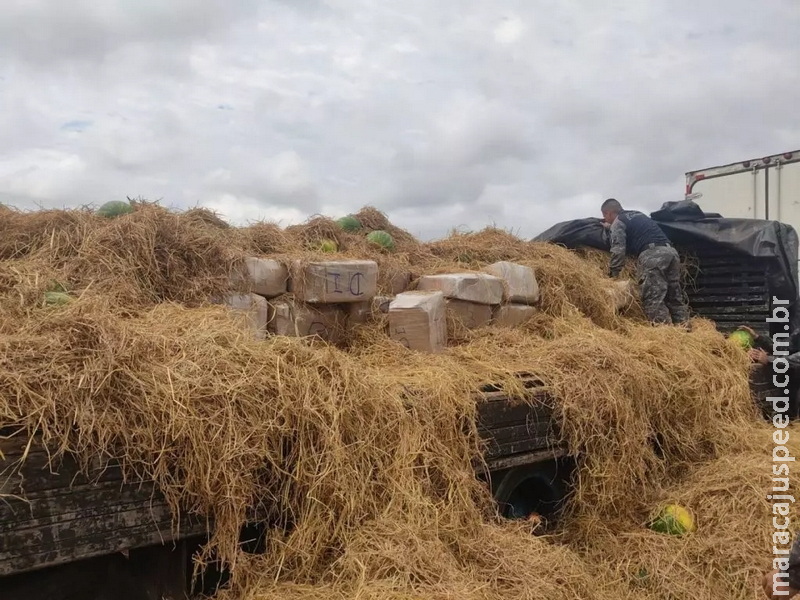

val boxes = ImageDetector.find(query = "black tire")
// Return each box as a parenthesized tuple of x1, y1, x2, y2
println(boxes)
(491, 459, 569, 520)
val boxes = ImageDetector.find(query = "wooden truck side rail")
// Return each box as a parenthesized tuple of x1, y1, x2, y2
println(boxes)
(0, 429, 209, 577)
(0, 378, 566, 581)
(474, 377, 567, 470)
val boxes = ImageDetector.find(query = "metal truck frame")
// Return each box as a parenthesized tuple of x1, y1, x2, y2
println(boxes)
(0, 377, 571, 599)
(685, 149, 800, 225)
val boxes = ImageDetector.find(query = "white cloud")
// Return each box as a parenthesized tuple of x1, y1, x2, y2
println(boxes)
(493, 16, 525, 44)
(203, 193, 307, 226)
(0, 149, 87, 202)
(0, 0, 799, 240)
(262, 151, 316, 197)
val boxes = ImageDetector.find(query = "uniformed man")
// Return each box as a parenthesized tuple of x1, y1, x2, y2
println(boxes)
(741, 325, 800, 368)
(745, 325, 800, 419)
(764, 535, 800, 598)
(601, 198, 690, 326)
(750, 347, 800, 369)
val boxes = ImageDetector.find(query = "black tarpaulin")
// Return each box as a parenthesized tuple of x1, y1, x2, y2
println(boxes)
(650, 199, 722, 221)
(649, 202, 799, 305)
(533, 201, 800, 326)
(532, 217, 609, 251)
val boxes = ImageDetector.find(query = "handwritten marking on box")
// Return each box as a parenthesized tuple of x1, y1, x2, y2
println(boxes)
(290, 260, 378, 303)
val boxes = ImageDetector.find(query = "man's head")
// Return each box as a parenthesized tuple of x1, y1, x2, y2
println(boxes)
(601, 198, 623, 224)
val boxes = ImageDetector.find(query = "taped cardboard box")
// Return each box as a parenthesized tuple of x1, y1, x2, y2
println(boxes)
(372, 296, 393, 315)
(386, 270, 412, 295)
(348, 296, 394, 326)
(268, 299, 347, 344)
(289, 260, 378, 303)
(347, 302, 372, 326)
(482, 261, 539, 304)
(231, 257, 288, 298)
(446, 299, 493, 329)
(224, 294, 270, 340)
(388, 291, 447, 354)
(416, 273, 504, 305)
(493, 304, 536, 328)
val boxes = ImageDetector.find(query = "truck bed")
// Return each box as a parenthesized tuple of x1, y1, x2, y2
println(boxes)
(680, 249, 776, 337)
(0, 380, 565, 580)
(475, 377, 566, 470)
(0, 430, 208, 577)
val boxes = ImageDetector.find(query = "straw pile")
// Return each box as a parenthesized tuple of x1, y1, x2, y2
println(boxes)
(566, 424, 800, 600)
(0, 202, 775, 600)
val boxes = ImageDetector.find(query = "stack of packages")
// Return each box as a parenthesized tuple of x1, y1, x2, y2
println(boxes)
(224, 257, 379, 343)
(386, 261, 540, 354)
(482, 261, 540, 326)
(223, 257, 288, 340)
(346, 269, 411, 327)
(223, 257, 542, 353)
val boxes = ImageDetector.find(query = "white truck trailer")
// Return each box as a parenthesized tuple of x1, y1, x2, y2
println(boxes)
(685, 149, 800, 250)
(682, 147, 800, 336)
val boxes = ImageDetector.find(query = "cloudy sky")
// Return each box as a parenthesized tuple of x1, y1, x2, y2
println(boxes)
(1, 0, 798, 240)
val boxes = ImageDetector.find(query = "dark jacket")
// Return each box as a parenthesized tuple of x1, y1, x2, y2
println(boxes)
(607, 210, 672, 277)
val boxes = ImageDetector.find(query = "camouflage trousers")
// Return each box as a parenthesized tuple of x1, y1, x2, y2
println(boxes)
(636, 245, 690, 325)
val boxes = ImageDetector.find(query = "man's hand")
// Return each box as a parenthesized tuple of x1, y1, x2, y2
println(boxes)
(750, 348, 769, 365)
(763, 569, 800, 599)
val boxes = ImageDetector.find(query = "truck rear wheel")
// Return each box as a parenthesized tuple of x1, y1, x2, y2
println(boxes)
(491, 459, 571, 521)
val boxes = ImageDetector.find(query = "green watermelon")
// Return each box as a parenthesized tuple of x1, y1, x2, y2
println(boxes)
(44, 291, 72, 306)
(47, 280, 67, 293)
(96, 201, 133, 218)
(729, 329, 753, 349)
(366, 230, 395, 251)
(336, 215, 362, 232)
(319, 239, 338, 253)
(648, 504, 696, 536)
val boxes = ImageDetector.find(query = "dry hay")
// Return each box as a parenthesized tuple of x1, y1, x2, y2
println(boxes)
(350, 316, 756, 527)
(0, 202, 771, 600)
(0, 202, 245, 309)
(0, 206, 95, 261)
(567, 424, 798, 600)
(285, 215, 347, 251)
(419, 228, 646, 328)
(520, 244, 643, 327)
(353, 206, 420, 250)
(573, 246, 632, 274)
(423, 227, 517, 263)
(236, 221, 296, 255)
(222, 521, 631, 600)
(233, 428, 795, 600)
